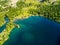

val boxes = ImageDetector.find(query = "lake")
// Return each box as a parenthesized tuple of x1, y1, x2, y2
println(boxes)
(0, 16, 10, 33)
(3, 16, 60, 45)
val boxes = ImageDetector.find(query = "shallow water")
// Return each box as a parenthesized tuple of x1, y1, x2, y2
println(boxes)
(3, 16, 60, 45)
(0, 16, 10, 33)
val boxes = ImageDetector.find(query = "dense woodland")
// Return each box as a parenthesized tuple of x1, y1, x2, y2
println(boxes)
(0, 0, 60, 26)
(0, 0, 60, 45)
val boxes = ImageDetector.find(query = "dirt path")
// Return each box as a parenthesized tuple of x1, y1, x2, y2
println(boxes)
(9, 0, 18, 7)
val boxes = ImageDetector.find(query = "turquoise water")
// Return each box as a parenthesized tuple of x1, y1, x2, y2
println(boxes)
(3, 16, 60, 45)
(0, 16, 9, 33)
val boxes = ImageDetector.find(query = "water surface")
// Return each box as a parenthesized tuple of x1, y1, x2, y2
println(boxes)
(3, 16, 60, 45)
(0, 16, 10, 33)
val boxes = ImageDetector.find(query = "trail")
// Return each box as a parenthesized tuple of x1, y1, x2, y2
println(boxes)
(9, 0, 18, 7)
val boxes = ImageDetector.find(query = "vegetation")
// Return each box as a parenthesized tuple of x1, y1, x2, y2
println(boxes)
(0, 12, 6, 26)
(0, 0, 60, 45)
(0, 22, 15, 45)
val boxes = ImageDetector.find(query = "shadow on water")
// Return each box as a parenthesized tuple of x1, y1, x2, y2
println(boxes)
(0, 16, 10, 33)
(0, 23, 7, 33)
(3, 16, 60, 45)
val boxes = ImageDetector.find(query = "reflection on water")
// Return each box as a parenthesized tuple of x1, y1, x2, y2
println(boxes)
(0, 16, 10, 33)
(4, 16, 60, 45)
(4, 16, 10, 23)
(0, 23, 6, 33)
